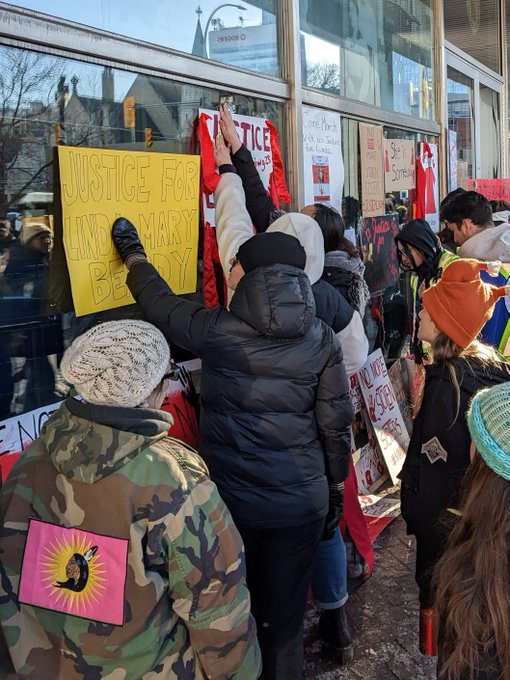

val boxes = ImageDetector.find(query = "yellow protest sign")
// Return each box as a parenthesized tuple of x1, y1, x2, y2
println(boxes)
(59, 146, 199, 317)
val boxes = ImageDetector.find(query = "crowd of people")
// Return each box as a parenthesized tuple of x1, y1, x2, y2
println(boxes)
(1, 108, 510, 678)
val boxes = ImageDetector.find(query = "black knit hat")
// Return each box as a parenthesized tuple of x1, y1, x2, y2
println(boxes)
(395, 219, 439, 261)
(237, 232, 306, 273)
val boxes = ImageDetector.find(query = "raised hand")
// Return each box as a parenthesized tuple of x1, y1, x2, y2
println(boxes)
(213, 133, 232, 169)
(111, 217, 146, 264)
(218, 103, 242, 154)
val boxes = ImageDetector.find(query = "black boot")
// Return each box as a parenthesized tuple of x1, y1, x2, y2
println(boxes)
(319, 605, 354, 665)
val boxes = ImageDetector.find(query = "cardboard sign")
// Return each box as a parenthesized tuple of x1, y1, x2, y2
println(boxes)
(59, 147, 200, 316)
(466, 178, 510, 201)
(359, 214, 400, 294)
(359, 123, 385, 217)
(383, 139, 415, 192)
(302, 106, 344, 212)
(357, 350, 410, 483)
(199, 109, 272, 227)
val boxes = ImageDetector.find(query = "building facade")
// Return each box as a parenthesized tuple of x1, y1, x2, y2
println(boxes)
(0, 0, 507, 430)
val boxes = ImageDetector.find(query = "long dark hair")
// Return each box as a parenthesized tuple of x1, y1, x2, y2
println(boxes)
(434, 455, 510, 680)
(313, 203, 360, 257)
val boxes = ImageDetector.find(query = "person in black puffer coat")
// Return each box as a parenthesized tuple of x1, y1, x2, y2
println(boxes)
(111, 174, 353, 680)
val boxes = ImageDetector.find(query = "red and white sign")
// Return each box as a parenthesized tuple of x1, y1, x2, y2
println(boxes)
(199, 108, 273, 227)
(357, 350, 409, 484)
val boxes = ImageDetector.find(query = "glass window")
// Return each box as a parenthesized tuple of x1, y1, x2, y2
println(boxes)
(479, 85, 500, 178)
(340, 118, 426, 361)
(444, 0, 500, 74)
(0, 44, 283, 419)
(8, 0, 279, 77)
(300, 0, 435, 120)
(447, 67, 474, 181)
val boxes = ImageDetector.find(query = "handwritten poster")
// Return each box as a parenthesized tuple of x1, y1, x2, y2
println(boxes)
(359, 214, 400, 294)
(383, 139, 415, 193)
(0, 401, 62, 480)
(466, 178, 510, 201)
(302, 106, 344, 211)
(357, 350, 410, 484)
(350, 372, 388, 494)
(199, 108, 273, 227)
(59, 147, 200, 316)
(359, 123, 385, 217)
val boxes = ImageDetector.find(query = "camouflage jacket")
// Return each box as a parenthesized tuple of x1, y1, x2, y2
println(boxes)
(0, 397, 260, 679)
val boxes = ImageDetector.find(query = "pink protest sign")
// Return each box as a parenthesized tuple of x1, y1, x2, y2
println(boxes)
(19, 519, 128, 625)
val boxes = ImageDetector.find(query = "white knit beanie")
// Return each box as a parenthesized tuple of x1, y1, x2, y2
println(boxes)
(60, 320, 170, 407)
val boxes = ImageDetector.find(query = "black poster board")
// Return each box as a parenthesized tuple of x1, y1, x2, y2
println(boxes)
(360, 214, 400, 294)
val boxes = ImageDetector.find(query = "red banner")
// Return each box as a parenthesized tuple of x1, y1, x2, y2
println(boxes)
(466, 178, 510, 202)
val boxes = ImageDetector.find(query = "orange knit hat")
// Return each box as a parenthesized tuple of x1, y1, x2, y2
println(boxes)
(421, 258, 509, 349)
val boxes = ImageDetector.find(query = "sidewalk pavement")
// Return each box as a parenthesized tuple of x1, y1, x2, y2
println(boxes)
(303, 515, 437, 680)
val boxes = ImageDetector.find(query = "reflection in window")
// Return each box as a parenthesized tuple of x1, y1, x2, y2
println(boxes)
(447, 68, 474, 181)
(0, 44, 282, 419)
(11, 0, 279, 77)
(444, 0, 500, 75)
(300, 0, 434, 119)
(479, 85, 500, 179)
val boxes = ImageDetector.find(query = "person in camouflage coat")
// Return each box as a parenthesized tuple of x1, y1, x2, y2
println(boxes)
(0, 320, 261, 679)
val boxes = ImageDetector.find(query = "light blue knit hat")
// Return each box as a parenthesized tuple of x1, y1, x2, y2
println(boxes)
(467, 382, 510, 480)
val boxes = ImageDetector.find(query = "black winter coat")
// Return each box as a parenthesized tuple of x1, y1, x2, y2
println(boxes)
(229, 146, 355, 336)
(399, 358, 510, 537)
(127, 260, 353, 529)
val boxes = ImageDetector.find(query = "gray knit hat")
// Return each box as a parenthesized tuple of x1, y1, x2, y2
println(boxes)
(60, 320, 170, 407)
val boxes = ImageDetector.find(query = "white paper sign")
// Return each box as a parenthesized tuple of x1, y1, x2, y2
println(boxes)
(199, 108, 273, 227)
(357, 349, 410, 483)
(302, 106, 344, 212)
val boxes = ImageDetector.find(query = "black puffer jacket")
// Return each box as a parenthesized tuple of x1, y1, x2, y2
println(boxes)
(127, 261, 353, 529)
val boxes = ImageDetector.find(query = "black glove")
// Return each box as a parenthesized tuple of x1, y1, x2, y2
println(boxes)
(322, 484, 344, 541)
(112, 217, 146, 263)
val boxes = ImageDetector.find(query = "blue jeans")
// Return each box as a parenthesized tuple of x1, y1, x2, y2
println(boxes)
(311, 525, 348, 609)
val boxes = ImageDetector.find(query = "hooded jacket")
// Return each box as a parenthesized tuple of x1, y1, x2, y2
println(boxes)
(395, 220, 458, 362)
(457, 225, 510, 357)
(322, 250, 370, 316)
(0, 398, 260, 679)
(458, 222, 510, 262)
(399, 357, 510, 537)
(127, 176, 353, 529)
(217, 168, 368, 374)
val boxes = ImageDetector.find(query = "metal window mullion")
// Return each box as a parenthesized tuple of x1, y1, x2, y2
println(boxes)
(279, 0, 303, 211)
